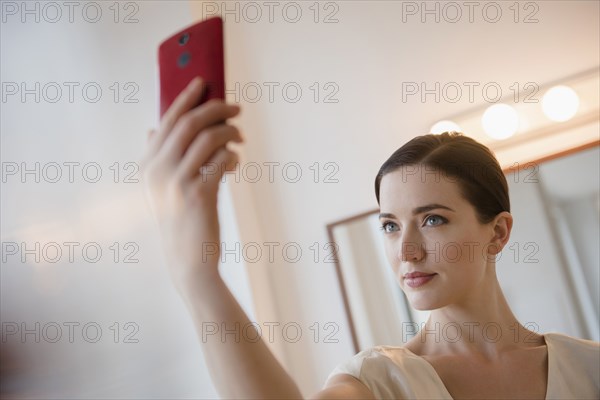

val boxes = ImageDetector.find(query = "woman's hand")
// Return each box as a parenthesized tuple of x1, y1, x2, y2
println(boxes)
(140, 77, 244, 296)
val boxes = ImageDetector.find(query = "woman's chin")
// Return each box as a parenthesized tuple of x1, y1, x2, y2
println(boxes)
(411, 303, 435, 311)
(408, 296, 443, 311)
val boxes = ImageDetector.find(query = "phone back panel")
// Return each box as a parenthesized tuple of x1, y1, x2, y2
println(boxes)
(158, 17, 224, 118)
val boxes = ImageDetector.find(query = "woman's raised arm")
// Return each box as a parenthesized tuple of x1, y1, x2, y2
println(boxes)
(139, 77, 376, 399)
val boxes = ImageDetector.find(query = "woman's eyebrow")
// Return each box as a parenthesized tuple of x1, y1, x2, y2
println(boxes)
(379, 204, 455, 219)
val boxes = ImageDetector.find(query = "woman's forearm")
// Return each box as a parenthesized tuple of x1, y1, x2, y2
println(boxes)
(140, 78, 302, 399)
(180, 272, 305, 400)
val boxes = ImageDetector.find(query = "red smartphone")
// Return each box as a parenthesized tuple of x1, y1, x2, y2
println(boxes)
(158, 17, 225, 118)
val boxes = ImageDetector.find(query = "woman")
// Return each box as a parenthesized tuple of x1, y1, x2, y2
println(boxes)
(140, 77, 599, 399)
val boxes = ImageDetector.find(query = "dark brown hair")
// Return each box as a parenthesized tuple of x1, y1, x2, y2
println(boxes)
(374, 131, 510, 224)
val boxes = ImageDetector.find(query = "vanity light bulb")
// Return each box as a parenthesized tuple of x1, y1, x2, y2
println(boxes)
(481, 104, 519, 140)
(542, 85, 580, 122)
(430, 120, 462, 134)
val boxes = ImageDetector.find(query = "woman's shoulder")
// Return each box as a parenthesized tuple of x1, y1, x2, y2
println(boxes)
(545, 331, 600, 352)
(325, 344, 424, 381)
(325, 345, 447, 399)
(325, 346, 393, 379)
(544, 332, 599, 396)
(336, 344, 421, 362)
(544, 331, 600, 370)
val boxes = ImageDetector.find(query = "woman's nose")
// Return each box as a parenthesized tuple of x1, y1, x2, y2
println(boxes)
(397, 229, 425, 262)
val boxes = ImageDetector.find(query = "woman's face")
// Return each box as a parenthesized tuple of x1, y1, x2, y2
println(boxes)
(378, 164, 497, 311)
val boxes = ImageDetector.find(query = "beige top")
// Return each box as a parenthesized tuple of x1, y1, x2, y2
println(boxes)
(326, 332, 599, 399)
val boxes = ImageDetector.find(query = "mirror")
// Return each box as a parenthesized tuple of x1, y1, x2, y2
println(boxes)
(327, 70, 600, 353)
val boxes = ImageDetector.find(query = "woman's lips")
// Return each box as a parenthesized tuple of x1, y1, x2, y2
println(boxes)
(404, 273, 436, 288)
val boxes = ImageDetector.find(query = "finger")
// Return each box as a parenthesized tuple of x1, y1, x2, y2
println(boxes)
(140, 129, 157, 172)
(176, 123, 243, 180)
(152, 77, 205, 153)
(192, 147, 239, 190)
(161, 101, 241, 160)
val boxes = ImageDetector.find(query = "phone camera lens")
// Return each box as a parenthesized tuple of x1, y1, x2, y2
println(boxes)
(179, 33, 190, 46)
(178, 51, 191, 68)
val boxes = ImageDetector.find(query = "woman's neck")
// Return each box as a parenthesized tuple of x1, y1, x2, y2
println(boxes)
(413, 267, 544, 360)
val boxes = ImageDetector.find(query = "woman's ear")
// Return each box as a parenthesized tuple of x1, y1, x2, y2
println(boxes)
(487, 211, 513, 256)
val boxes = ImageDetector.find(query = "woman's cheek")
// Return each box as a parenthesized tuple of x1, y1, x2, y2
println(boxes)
(426, 230, 468, 265)
(383, 240, 398, 273)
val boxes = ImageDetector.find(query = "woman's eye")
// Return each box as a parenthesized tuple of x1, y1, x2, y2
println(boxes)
(379, 221, 398, 233)
(424, 215, 447, 226)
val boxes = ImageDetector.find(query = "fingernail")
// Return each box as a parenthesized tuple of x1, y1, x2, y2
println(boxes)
(190, 77, 202, 89)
